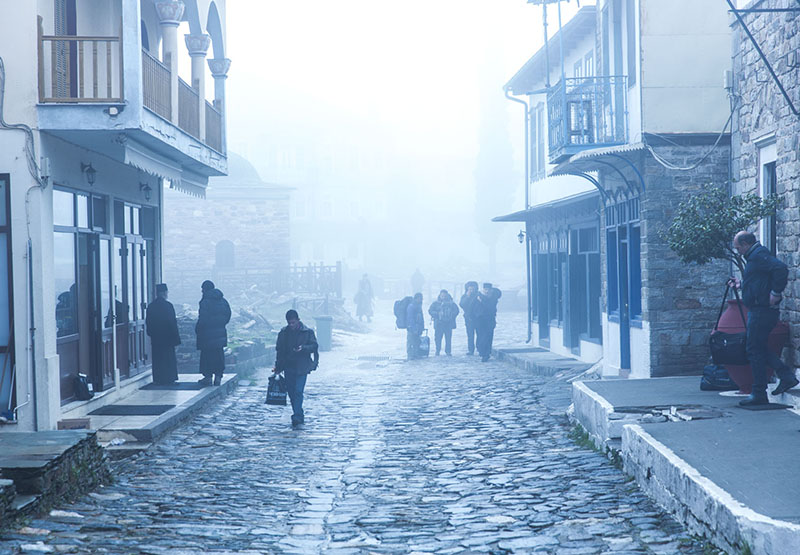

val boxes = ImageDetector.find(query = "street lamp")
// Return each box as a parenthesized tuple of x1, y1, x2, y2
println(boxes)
(80, 162, 96, 186)
(139, 183, 153, 202)
(518, 230, 526, 244)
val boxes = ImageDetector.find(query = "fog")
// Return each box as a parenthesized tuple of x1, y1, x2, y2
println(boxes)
(218, 0, 584, 298)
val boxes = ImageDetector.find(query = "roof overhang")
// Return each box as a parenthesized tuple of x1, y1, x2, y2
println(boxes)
(550, 142, 648, 201)
(493, 190, 600, 223)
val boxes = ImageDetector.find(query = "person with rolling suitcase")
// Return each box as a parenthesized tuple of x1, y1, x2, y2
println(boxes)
(406, 293, 424, 361)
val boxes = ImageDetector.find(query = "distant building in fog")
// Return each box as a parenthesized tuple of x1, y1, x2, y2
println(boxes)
(162, 152, 292, 303)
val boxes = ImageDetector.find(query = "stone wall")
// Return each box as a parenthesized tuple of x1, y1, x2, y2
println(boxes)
(641, 142, 730, 377)
(731, 1, 800, 365)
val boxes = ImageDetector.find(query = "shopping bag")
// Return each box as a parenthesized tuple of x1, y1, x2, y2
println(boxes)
(265, 374, 287, 406)
(418, 330, 430, 358)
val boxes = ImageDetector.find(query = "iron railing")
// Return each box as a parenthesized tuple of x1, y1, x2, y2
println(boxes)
(547, 75, 628, 163)
(178, 77, 200, 139)
(37, 16, 123, 102)
(142, 49, 171, 120)
(205, 100, 223, 152)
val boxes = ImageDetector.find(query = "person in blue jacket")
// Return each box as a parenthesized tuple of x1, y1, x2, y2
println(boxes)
(273, 309, 319, 428)
(730, 231, 798, 406)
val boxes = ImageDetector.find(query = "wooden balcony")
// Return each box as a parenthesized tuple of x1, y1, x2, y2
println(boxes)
(178, 78, 200, 139)
(205, 100, 223, 153)
(142, 50, 170, 120)
(37, 16, 123, 103)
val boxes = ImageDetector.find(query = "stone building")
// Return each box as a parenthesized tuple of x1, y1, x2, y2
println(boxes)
(0, 0, 229, 430)
(162, 152, 292, 304)
(499, 0, 733, 378)
(730, 0, 800, 364)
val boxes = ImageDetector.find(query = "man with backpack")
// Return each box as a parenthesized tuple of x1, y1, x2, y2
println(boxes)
(406, 293, 424, 361)
(429, 290, 459, 356)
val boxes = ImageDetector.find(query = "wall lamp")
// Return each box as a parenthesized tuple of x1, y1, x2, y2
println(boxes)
(139, 183, 153, 202)
(518, 230, 526, 244)
(80, 162, 96, 186)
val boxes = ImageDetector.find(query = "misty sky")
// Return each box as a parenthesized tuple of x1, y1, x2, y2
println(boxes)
(221, 0, 586, 283)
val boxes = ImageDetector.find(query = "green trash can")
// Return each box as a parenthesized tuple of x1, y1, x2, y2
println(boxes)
(314, 315, 333, 352)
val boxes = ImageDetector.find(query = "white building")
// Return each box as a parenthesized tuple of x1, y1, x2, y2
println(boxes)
(0, 0, 229, 431)
(499, 0, 733, 378)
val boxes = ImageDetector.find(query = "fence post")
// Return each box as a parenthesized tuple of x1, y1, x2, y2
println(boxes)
(336, 261, 343, 298)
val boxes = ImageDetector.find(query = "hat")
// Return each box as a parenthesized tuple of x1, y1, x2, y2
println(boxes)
(483, 282, 493, 289)
(155, 283, 168, 294)
(201, 280, 215, 291)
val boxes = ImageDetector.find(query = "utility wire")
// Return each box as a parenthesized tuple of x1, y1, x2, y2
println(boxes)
(0, 57, 44, 187)
(643, 97, 737, 172)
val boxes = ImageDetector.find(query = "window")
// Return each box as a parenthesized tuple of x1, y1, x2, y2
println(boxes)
(574, 60, 583, 78)
(54, 232, 77, 337)
(607, 229, 618, 312)
(759, 141, 777, 254)
(585, 51, 594, 78)
(629, 224, 642, 319)
(530, 103, 546, 181)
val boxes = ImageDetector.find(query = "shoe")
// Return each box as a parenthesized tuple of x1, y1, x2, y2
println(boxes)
(772, 376, 799, 396)
(213, 375, 222, 386)
(197, 377, 212, 386)
(291, 419, 304, 429)
(739, 392, 769, 407)
(481, 357, 489, 363)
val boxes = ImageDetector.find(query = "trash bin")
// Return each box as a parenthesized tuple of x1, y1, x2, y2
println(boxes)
(314, 315, 333, 352)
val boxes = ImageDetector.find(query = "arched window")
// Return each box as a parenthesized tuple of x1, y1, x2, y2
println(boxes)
(141, 20, 150, 51)
(215, 240, 235, 269)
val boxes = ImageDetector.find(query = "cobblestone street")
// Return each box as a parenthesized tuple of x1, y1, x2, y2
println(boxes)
(1, 308, 711, 554)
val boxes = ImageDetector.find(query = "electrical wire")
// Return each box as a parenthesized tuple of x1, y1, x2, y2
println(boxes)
(0, 58, 44, 188)
(643, 96, 738, 172)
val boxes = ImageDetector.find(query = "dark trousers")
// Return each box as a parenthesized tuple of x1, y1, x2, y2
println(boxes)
(284, 371, 308, 424)
(199, 348, 225, 379)
(746, 308, 792, 393)
(434, 327, 452, 355)
(406, 330, 421, 360)
(476, 323, 495, 360)
(465, 321, 477, 354)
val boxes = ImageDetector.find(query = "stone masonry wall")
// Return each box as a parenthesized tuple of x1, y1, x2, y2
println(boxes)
(642, 143, 731, 377)
(732, 1, 800, 365)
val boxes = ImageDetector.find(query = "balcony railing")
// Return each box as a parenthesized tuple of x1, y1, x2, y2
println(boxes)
(178, 78, 200, 139)
(37, 16, 123, 102)
(142, 50, 171, 120)
(547, 75, 628, 164)
(205, 100, 223, 153)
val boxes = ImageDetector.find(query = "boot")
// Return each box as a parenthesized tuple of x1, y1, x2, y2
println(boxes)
(772, 376, 799, 396)
(197, 376, 212, 386)
(739, 391, 769, 407)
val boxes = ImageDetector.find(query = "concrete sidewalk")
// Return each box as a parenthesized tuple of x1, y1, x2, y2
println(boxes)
(572, 375, 800, 555)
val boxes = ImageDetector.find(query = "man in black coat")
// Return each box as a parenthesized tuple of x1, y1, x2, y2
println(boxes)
(459, 281, 479, 355)
(731, 231, 797, 406)
(195, 280, 231, 386)
(273, 309, 319, 428)
(475, 283, 502, 362)
(145, 283, 180, 385)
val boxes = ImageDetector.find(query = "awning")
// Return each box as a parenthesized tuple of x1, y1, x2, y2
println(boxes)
(550, 142, 648, 198)
(124, 140, 207, 198)
(493, 190, 600, 222)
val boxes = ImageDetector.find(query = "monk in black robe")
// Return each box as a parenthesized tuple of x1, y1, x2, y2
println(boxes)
(145, 283, 181, 384)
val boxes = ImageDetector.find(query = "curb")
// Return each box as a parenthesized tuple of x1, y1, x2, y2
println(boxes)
(623, 424, 800, 555)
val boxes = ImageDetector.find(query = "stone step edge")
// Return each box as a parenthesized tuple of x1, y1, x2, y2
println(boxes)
(494, 349, 592, 377)
(623, 424, 800, 555)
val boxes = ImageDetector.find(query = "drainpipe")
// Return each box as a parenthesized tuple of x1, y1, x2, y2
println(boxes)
(504, 89, 533, 343)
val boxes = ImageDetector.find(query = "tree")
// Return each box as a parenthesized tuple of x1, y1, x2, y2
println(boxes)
(663, 186, 780, 276)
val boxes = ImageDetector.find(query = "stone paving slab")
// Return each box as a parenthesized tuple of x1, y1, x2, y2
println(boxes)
(0, 431, 93, 469)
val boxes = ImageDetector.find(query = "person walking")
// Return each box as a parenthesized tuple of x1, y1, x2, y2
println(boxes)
(406, 292, 424, 361)
(475, 283, 502, 362)
(273, 309, 319, 428)
(429, 290, 459, 356)
(730, 231, 798, 406)
(195, 280, 231, 387)
(145, 283, 181, 385)
(354, 273, 374, 322)
(459, 281, 479, 355)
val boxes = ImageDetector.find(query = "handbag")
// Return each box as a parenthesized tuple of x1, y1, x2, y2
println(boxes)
(73, 373, 94, 401)
(700, 363, 738, 391)
(709, 284, 748, 366)
(265, 373, 287, 406)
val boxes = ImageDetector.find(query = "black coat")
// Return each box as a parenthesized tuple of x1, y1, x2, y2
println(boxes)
(742, 243, 788, 309)
(195, 289, 231, 351)
(275, 322, 319, 375)
(475, 288, 502, 327)
(459, 293, 479, 324)
(146, 297, 180, 383)
(429, 296, 460, 330)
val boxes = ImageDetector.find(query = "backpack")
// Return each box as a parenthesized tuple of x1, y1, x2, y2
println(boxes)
(73, 373, 94, 401)
(700, 364, 738, 391)
(394, 296, 413, 329)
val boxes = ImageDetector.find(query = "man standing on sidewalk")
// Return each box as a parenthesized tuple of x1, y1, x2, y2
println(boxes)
(274, 310, 319, 428)
(475, 283, 502, 362)
(196, 280, 231, 387)
(731, 231, 798, 406)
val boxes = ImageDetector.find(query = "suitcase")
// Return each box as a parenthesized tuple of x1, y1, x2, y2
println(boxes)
(418, 330, 430, 358)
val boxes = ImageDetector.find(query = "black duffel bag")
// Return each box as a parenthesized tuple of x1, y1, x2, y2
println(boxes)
(709, 284, 748, 366)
